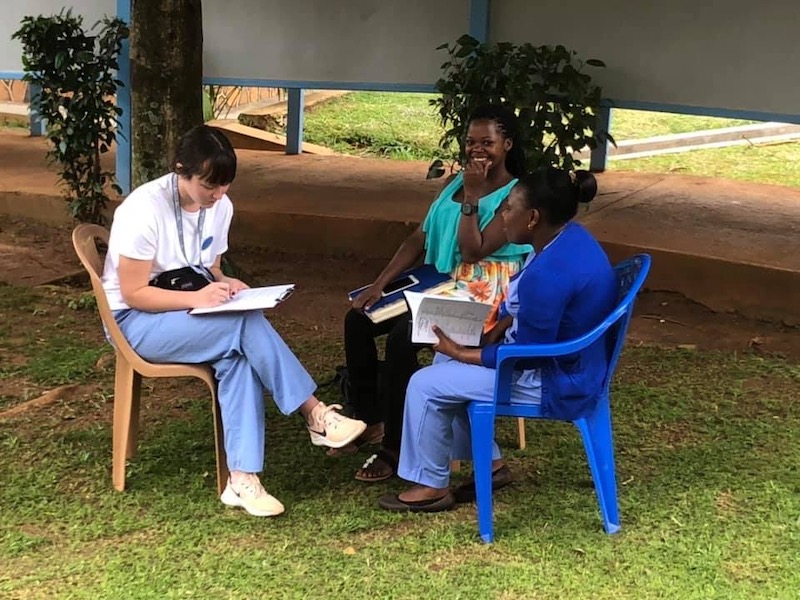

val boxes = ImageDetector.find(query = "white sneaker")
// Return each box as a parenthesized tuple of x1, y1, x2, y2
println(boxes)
(220, 475, 285, 517)
(307, 402, 367, 449)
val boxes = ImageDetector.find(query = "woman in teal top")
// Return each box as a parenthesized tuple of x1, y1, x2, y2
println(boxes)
(341, 105, 532, 482)
(422, 168, 530, 307)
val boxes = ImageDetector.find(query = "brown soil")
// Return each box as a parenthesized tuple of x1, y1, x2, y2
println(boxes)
(1, 214, 799, 362)
(0, 216, 81, 285)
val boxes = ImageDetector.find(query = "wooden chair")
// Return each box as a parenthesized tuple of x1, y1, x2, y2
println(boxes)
(71, 224, 228, 494)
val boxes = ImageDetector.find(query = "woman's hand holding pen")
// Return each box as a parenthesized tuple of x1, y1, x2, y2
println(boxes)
(220, 276, 249, 297)
(194, 282, 233, 308)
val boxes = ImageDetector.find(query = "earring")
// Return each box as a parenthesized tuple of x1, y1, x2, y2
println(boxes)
(527, 223, 534, 231)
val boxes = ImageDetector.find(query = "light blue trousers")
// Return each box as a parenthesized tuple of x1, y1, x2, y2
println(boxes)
(398, 354, 542, 489)
(115, 309, 316, 473)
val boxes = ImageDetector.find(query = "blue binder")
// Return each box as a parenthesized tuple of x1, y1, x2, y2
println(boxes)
(348, 264, 454, 323)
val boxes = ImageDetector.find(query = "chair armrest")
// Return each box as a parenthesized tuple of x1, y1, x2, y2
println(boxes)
(492, 305, 627, 404)
(496, 302, 626, 365)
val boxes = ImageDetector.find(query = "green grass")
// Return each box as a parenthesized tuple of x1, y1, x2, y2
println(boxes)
(0, 116, 28, 130)
(299, 92, 799, 188)
(304, 92, 443, 160)
(611, 142, 800, 188)
(302, 93, 761, 158)
(2, 284, 800, 599)
(609, 111, 755, 140)
(0, 286, 111, 412)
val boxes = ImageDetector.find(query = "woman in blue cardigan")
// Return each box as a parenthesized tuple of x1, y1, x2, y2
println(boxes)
(379, 167, 618, 512)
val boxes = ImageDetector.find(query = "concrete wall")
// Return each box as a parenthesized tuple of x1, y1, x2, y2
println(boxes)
(0, 0, 115, 73)
(3, 0, 799, 120)
(202, 0, 467, 86)
(492, 0, 800, 118)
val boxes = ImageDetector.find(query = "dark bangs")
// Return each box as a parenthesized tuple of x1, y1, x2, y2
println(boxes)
(197, 152, 237, 186)
(173, 125, 238, 185)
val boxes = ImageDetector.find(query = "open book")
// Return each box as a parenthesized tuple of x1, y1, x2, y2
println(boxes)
(189, 284, 294, 315)
(404, 290, 492, 347)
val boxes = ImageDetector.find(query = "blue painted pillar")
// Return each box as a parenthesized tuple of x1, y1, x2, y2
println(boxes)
(590, 106, 613, 173)
(469, 0, 491, 42)
(115, 0, 132, 194)
(27, 83, 46, 137)
(286, 88, 304, 155)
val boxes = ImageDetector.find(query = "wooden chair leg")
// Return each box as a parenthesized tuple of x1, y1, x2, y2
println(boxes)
(126, 372, 142, 459)
(208, 383, 229, 496)
(112, 357, 136, 492)
(517, 418, 526, 450)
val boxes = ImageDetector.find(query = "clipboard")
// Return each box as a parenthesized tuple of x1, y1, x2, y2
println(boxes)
(189, 284, 295, 315)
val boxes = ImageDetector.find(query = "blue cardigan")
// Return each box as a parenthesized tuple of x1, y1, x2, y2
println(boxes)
(480, 222, 617, 420)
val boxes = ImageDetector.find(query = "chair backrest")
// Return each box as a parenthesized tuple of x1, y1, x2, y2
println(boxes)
(71, 224, 149, 371)
(600, 254, 652, 394)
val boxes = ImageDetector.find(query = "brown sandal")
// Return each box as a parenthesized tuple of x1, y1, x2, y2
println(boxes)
(326, 422, 384, 457)
(354, 448, 398, 482)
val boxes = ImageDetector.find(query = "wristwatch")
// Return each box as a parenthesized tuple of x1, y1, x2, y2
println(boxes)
(461, 202, 478, 216)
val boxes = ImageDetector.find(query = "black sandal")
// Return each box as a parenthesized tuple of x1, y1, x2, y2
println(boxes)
(452, 465, 514, 503)
(378, 492, 455, 513)
(354, 448, 398, 482)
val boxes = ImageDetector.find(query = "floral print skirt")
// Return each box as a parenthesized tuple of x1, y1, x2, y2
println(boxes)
(448, 258, 525, 332)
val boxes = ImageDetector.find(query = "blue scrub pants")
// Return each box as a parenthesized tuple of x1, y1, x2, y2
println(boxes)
(115, 309, 316, 473)
(398, 354, 541, 489)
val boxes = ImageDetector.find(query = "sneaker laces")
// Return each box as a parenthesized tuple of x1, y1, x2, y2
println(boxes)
(232, 475, 267, 499)
(314, 403, 347, 430)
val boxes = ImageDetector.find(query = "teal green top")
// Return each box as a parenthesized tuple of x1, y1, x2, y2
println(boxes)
(422, 172, 532, 273)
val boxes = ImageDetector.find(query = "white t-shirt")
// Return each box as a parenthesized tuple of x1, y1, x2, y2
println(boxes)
(101, 173, 234, 310)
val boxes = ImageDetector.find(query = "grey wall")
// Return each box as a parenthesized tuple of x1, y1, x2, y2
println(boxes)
(202, 0, 467, 85)
(492, 0, 799, 117)
(0, 0, 115, 73)
(2, 0, 798, 119)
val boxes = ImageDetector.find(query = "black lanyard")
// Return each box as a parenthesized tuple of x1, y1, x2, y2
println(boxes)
(171, 173, 206, 268)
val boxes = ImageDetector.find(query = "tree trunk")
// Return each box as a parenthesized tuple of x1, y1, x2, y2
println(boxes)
(130, 0, 203, 188)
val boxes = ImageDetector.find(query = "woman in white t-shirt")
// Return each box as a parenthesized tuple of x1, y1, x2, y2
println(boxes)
(102, 125, 366, 517)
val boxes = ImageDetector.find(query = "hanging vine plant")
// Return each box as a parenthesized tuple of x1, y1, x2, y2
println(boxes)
(430, 34, 613, 175)
(13, 9, 129, 224)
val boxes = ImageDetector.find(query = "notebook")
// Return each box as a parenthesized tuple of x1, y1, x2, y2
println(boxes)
(348, 264, 454, 324)
(404, 290, 492, 346)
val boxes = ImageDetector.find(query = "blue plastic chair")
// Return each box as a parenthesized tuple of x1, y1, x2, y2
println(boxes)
(467, 254, 651, 543)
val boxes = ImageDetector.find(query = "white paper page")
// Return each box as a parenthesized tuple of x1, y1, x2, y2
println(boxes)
(189, 284, 295, 315)
(403, 290, 426, 320)
(405, 291, 491, 346)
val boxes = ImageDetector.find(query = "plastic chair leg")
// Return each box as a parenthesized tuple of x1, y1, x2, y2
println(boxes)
(517, 418, 526, 450)
(112, 357, 136, 492)
(125, 372, 142, 459)
(469, 402, 496, 543)
(575, 400, 620, 534)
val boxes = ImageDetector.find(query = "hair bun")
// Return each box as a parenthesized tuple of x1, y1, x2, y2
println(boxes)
(573, 170, 598, 204)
